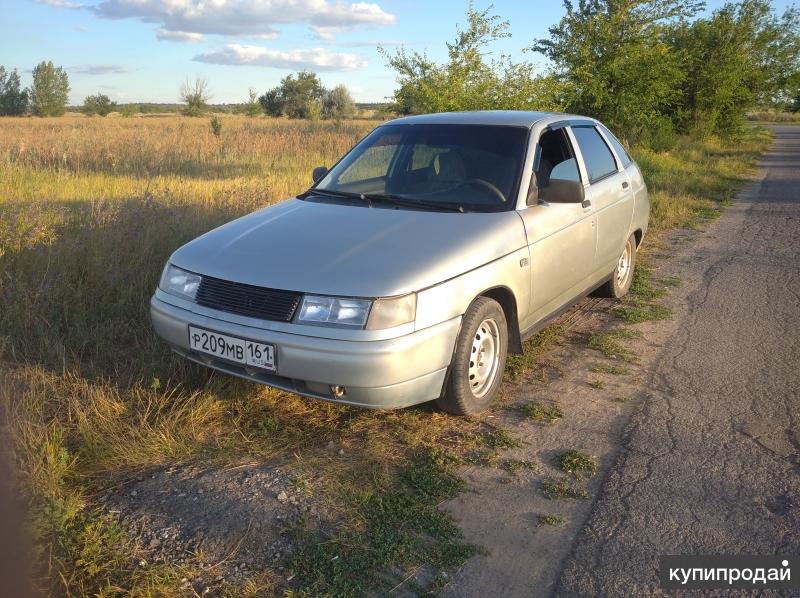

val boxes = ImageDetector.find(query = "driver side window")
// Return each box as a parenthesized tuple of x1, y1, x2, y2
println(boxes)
(535, 128, 581, 188)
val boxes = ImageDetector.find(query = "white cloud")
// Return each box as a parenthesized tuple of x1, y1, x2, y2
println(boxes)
(36, 0, 83, 8)
(89, 0, 395, 40)
(339, 39, 403, 48)
(311, 26, 341, 41)
(156, 28, 205, 43)
(193, 44, 368, 71)
(69, 64, 129, 75)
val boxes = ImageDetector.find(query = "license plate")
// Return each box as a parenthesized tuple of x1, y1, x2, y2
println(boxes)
(188, 326, 276, 372)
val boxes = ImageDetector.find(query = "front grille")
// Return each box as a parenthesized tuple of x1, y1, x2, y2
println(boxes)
(196, 275, 302, 322)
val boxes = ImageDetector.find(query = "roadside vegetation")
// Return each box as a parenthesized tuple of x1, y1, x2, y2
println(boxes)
(0, 0, 789, 595)
(558, 451, 599, 480)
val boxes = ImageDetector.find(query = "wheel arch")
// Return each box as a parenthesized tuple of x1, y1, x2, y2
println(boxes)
(478, 286, 523, 355)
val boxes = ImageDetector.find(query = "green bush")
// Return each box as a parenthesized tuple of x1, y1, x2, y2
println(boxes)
(83, 93, 116, 117)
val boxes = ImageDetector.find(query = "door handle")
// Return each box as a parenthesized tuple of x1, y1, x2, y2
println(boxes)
(622, 181, 630, 189)
(581, 199, 591, 209)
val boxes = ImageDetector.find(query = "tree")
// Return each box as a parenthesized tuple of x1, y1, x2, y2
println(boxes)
(83, 93, 116, 116)
(668, 0, 800, 135)
(381, 3, 562, 115)
(30, 61, 70, 117)
(242, 87, 262, 117)
(0, 66, 29, 116)
(258, 88, 283, 116)
(532, 0, 702, 145)
(180, 76, 211, 116)
(322, 85, 356, 120)
(258, 71, 325, 119)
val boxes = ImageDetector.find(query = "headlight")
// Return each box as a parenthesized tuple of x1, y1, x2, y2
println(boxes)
(159, 263, 202, 301)
(297, 295, 372, 327)
(296, 293, 417, 329)
(366, 294, 416, 330)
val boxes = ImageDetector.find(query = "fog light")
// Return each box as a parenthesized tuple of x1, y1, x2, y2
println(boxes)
(330, 385, 346, 398)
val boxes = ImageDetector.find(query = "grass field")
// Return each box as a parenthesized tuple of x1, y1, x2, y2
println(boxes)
(0, 114, 771, 596)
(747, 110, 800, 123)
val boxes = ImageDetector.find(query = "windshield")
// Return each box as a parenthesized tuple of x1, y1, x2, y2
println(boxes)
(313, 124, 529, 212)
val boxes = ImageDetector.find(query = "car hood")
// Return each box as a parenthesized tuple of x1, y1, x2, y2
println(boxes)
(170, 198, 527, 297)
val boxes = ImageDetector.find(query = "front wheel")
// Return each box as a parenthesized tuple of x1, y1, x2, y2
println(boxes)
(437, 297, 508, 415)
(596, 233, 637, 298)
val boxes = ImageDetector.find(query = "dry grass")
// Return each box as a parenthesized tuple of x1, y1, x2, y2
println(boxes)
(746, 110, 800, 123)
(0, 114, 772, 596)
(632, 129, 771, 233)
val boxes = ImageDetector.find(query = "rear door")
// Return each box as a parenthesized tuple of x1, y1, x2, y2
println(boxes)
(570, 124, 634, 276)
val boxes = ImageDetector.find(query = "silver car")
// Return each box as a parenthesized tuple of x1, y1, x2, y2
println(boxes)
(151, 111, 648, 415)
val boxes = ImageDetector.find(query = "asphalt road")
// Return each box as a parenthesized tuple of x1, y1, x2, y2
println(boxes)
(555, 126, 800, 595)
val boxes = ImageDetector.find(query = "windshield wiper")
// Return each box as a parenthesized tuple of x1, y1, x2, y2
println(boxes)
(299, 188, 465, 213)
(298, 187, 375, 207)
(361, 193, 465, 213)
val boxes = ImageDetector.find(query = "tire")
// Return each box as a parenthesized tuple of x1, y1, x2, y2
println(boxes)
(596, 233, 637, 299)
(437, 297, 508, 415)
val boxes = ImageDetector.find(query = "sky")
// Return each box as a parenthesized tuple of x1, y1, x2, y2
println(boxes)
(0, 0, 795, 105)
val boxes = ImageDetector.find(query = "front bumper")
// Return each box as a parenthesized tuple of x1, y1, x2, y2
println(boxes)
(150, 296, 461, 409)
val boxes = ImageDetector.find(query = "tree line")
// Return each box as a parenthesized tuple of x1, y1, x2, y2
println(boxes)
(382, 0, 800, 145)
(177, 72, 356, 120)
(3, 0, 797, 134)
(0, 62, 357, 120)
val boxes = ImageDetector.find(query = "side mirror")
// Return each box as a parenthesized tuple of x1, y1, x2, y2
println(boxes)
(312, 166, 328, 183)
(538, 179, 585, 204)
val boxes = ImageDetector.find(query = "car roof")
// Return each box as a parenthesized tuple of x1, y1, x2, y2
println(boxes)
(385, 110, 594, 128)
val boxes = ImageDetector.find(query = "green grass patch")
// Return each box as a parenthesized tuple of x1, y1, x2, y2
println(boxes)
(541, 478, 590, 500)
(558, 450, 598, 480)
(615, 261, 673, 323)
(588, 379, 606, 390)
(584, 329, 639, 362)
(503, 459, 539, 476)
(505, 324, 567, 381)
(629, 263, 667, 301)
(590, 363, 629, 375)
(537, 514, 566, 526)
(482, 428, 521, 450)
(520, 401, 563, 423)
(613, 301, 673, 323)
(286, 451, 480, 596)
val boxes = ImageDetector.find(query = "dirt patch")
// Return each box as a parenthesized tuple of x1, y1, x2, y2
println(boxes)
(96, 458, 328, 594)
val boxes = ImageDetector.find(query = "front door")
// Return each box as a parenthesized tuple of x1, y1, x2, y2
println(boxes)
(518, 126, 597, 329)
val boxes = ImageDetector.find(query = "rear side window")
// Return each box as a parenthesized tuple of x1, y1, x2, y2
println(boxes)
(571, 126, 618, 183)
(599, 125, 632, 168)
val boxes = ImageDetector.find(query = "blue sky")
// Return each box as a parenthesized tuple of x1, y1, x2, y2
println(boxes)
(0, 0, 794, 104)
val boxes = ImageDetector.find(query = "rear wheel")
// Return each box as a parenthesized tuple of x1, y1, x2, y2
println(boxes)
(596, 233, 636, 298)
(437, 297, 508, 415)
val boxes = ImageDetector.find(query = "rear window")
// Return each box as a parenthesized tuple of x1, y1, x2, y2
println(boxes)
(571, 126, 618, 183)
